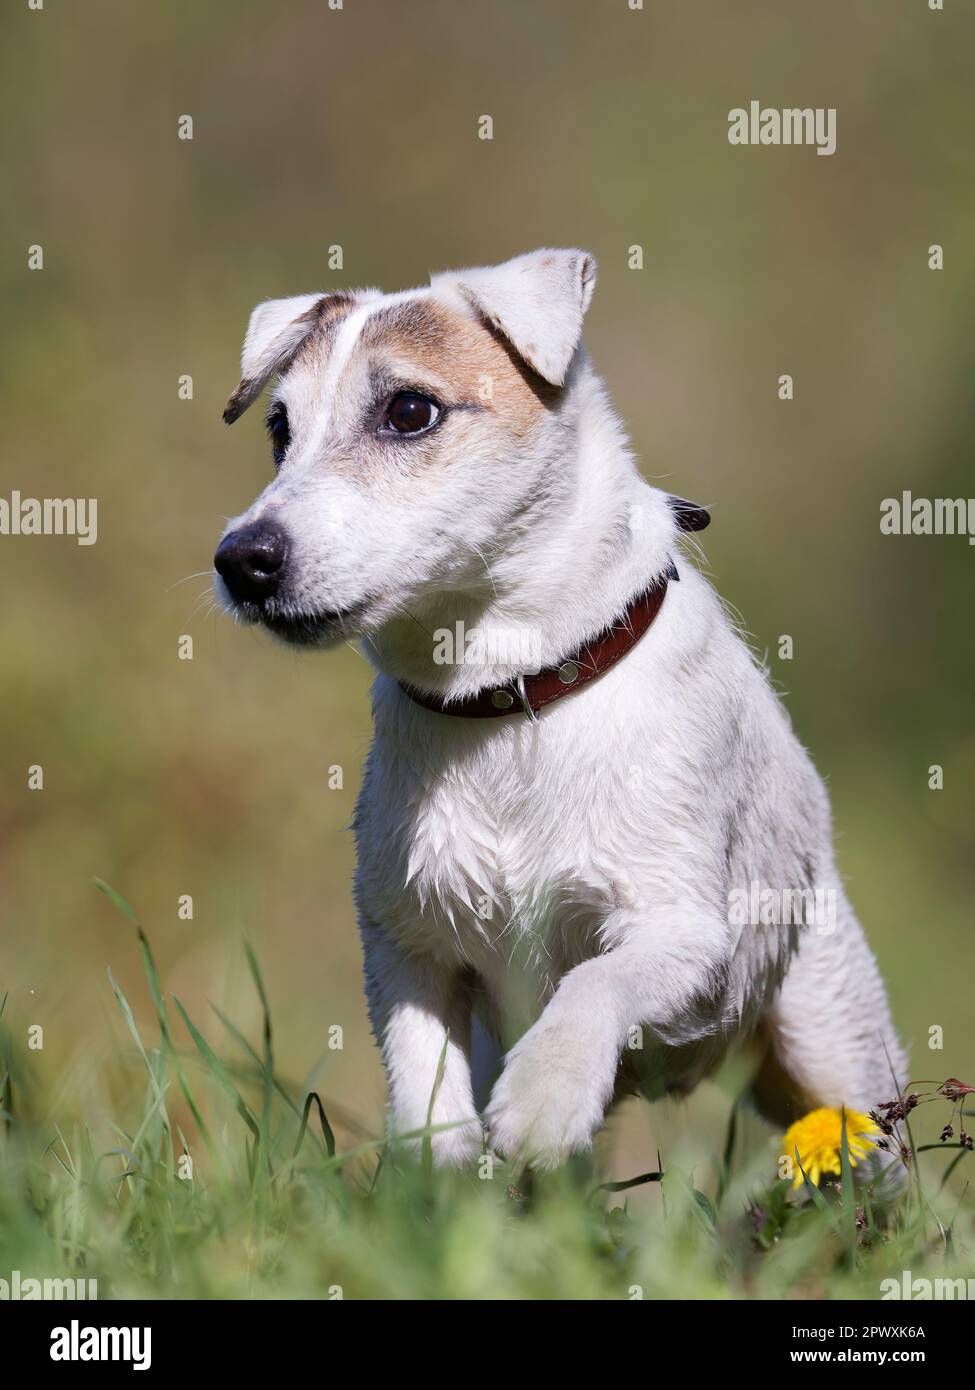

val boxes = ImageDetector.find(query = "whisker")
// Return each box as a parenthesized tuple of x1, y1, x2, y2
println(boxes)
(183, 587, 220, 627)
(343, 639, 371, 664)
(468, 542, 499, 600)
(167, 569, 216, 593)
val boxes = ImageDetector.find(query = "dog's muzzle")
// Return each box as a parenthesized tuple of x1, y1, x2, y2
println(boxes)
(214, 520, 288, 604)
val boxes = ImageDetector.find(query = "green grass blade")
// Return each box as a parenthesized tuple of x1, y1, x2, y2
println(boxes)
(210, 1003, 300, 1117)
(421, 1030, 450, 1179)
(839, 1107, 858, 1266)
(244, 940, 275, 1193)
(173, 997, 260, 1141)
(107, 969, 166, 1104)
(939, 1148, 972, 1190)
(717, 1098, 739, 1204)
(592, 1170, 662, 1196)
(93, 876, 141, 928)
(292, 1091, 337, 1161)
(795, 1146, 836, 1224)
(97, 878, 223, 1179)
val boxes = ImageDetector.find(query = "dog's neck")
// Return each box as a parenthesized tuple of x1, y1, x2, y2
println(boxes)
(361, 364, 677, 701)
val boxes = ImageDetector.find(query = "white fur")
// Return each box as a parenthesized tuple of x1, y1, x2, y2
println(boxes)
(218, 249, 906, 1172)
(432, 247, 597, 385)
(240, 294, 325, 380)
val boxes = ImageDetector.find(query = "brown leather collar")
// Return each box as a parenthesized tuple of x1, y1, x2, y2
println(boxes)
(399, 564, 675, 719)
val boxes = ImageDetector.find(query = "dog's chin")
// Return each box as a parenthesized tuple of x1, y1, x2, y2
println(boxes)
(265, 604, 370, 648)
(229, 598, 370, 649)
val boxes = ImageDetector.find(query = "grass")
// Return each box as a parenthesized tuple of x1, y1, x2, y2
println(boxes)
(0, 882, 971, 1302)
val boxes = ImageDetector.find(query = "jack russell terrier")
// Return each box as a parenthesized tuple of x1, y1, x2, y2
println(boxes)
(215, 249, 905, 1172)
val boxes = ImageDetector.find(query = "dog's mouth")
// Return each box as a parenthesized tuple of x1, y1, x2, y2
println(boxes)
(234, 598, 372, 648)
(263, 607, 363, 647)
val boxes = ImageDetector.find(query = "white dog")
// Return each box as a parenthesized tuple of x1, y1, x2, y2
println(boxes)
(215, 249, 905, 1171)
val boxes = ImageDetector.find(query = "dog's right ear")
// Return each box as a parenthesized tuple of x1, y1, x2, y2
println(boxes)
(223, 293, 326, 424)
(433, 248, 597, 387)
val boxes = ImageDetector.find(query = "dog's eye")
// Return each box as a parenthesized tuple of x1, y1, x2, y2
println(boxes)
(383, 392, 441, 436)
(265, 403, 291, 467)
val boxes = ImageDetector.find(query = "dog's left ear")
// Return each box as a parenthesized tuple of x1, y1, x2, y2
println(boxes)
(434, 248, 597, 387)
(223, 292, 327, 424)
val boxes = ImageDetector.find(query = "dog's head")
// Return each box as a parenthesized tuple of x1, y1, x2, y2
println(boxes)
(214, 249, 596, 647)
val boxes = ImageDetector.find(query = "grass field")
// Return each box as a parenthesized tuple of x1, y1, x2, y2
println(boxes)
(1, 881, 970, 1302)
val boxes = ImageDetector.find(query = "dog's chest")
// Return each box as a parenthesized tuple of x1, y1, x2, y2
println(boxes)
(410, 748, 604, 958)
(361, 704, 630, 982)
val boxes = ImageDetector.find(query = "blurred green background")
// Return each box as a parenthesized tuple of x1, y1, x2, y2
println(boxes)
(1, 0, 972, 1184)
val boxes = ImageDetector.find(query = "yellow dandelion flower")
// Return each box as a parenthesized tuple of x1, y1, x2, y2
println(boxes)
(781, 1106, 879, 1189)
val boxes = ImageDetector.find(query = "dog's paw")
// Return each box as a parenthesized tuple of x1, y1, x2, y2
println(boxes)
(431, 1117, 485, 1169)
(484, 1018, 613, 1171)
(394, 1115, 484, 1169)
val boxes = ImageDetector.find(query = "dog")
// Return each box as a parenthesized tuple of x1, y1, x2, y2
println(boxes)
(214, 248, 906, 1172)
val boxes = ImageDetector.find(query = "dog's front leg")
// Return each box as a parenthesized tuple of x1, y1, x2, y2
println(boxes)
(485, 908, 727, 1170)
(360, 922, 483, 1167)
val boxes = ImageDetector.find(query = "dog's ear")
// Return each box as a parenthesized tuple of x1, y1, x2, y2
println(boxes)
(434, 248, 597, 387)
(223, 293, 326, 424)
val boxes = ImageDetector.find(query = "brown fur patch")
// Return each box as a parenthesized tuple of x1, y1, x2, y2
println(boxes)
(292, 291, 359, 363)
(360, 298, 560, 435)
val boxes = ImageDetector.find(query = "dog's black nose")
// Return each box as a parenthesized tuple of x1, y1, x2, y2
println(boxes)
(214, 521, 288, 603)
